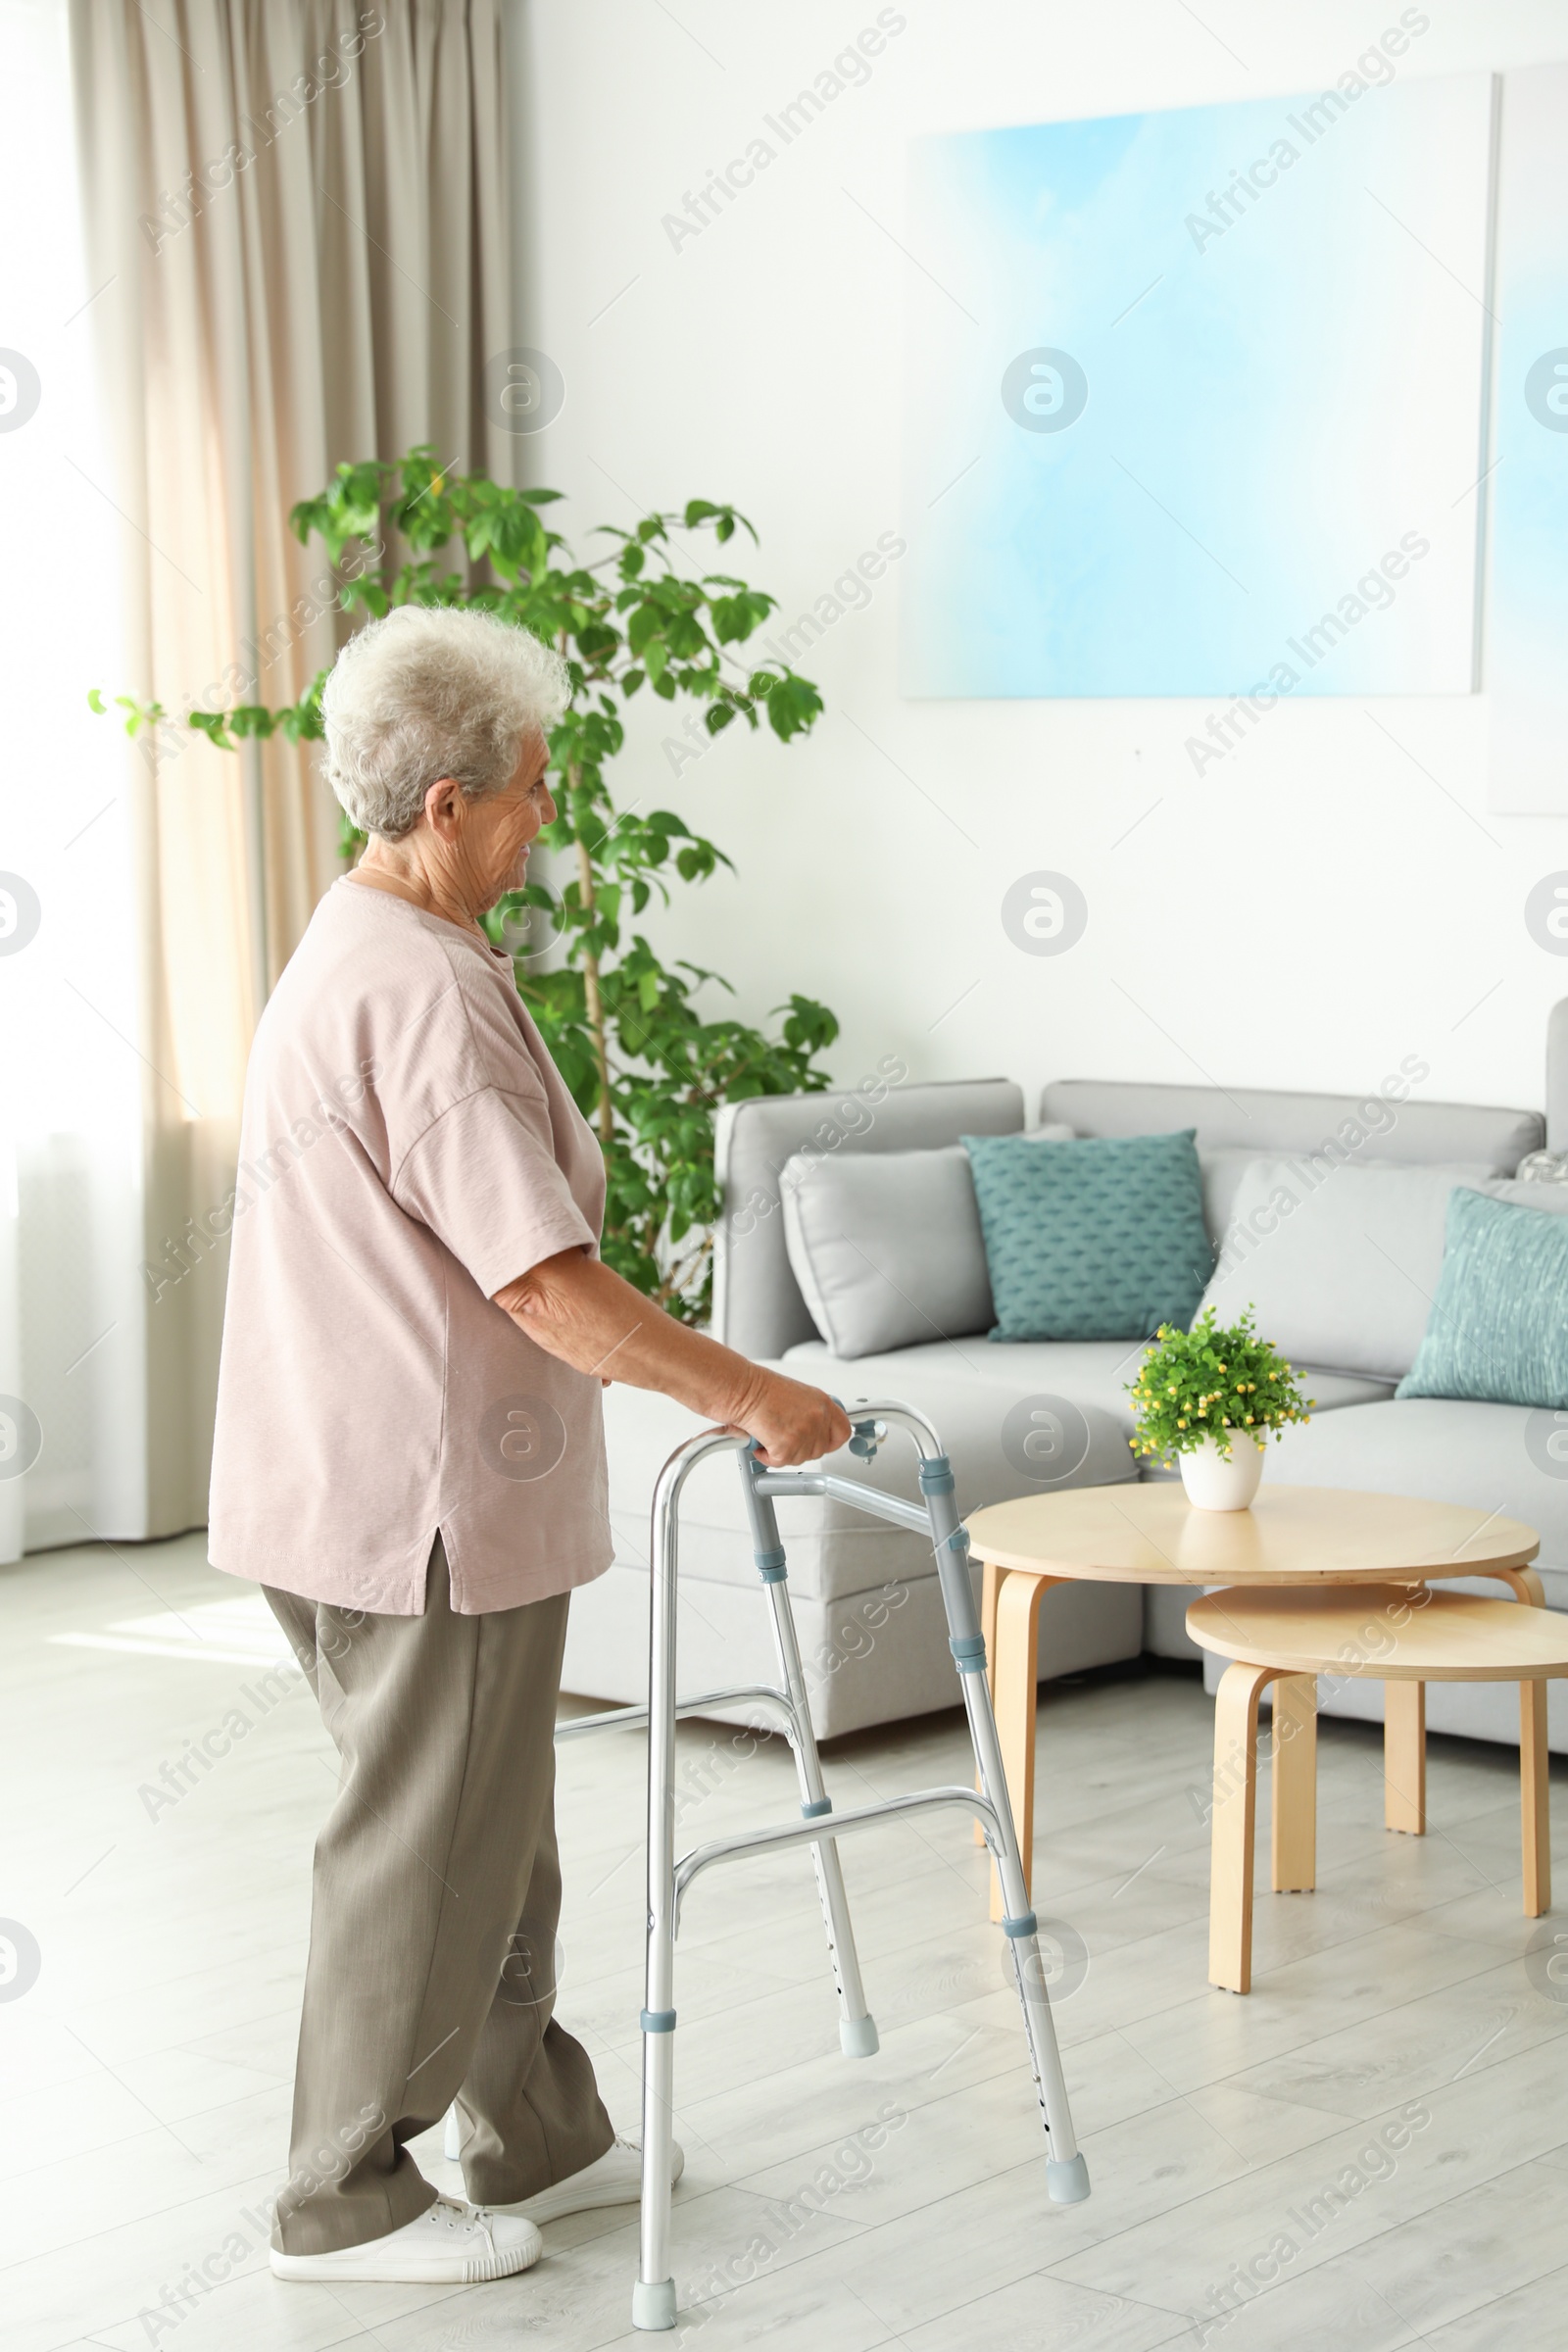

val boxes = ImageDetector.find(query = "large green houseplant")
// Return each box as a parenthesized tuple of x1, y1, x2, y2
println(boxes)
(107, 449, 840, 1322)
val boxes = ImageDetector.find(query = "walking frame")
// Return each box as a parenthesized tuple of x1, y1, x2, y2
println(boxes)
(448, 1399, 1090, 2329)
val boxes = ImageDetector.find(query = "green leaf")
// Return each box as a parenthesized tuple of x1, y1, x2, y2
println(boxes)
(761, 669, 824, 743)
(664, 612, 708, 659)
(708, 594, 755, 644)
(576, 620, 619, 662)
(626, 603, 662, 659)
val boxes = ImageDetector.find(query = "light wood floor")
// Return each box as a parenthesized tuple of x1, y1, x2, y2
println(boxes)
(9, 1532, 1568, 2352)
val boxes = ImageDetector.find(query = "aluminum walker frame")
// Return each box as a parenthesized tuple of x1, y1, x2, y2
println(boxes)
(550, 1399, 1090, 2332)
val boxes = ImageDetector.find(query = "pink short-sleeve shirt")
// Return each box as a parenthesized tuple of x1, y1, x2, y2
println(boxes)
(208, 879, 612, 1614)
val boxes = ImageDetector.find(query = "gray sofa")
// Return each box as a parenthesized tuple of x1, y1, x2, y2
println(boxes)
(564, 1020, 1568, 1752)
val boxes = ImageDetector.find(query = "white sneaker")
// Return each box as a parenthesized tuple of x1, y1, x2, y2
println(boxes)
(498, 2135, 685, 2226)
(270, 2194, 542, 2282)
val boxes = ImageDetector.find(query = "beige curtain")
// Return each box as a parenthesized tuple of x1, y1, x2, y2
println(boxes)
(68, 0, 518, 1536)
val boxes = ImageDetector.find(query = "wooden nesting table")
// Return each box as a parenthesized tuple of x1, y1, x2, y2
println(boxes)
(1188, 1582, 1568, 1989)
(963, 1484, 1543, 1923)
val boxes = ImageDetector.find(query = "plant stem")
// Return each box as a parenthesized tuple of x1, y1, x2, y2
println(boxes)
(573, 808, 614, 1148)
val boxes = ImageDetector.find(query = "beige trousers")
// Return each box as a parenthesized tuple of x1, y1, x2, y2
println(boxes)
(263, 1538, 614, 2255)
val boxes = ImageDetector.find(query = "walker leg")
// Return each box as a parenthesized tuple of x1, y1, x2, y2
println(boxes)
(975, 1557, 1002, 1847)
(959, 1659, 1087, 2198)
(636, 1445, 688, 2328)
(918, 1455, 1088, 2201)
(632, 2022, 677, 2333)
(761, 1575, 878, 2056)
(742, 1457, 878, 2057)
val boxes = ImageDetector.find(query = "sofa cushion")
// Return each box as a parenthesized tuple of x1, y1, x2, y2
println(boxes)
(1200, 1148, 1264, 1249)
(1399, 1186, 1568, 1406)
(1199, 1157, 1494, 1383)
(1263, 1396, 1568, 1608)
(963, 1128, 1213, 1341)
(780, 1145, 994, 1357)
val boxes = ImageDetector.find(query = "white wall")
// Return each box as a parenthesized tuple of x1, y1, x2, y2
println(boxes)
(513, 0, 1568, 1124)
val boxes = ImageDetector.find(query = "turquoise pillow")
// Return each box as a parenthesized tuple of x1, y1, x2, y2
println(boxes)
(1398, 1186, 1568, 1404)
(962, 1129, 1213, 1343)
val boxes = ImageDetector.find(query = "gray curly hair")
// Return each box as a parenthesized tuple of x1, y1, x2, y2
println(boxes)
(320, 606, 570, 841)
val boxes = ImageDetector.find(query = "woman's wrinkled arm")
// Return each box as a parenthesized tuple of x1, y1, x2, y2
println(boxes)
(493, 1248, 851, 1468)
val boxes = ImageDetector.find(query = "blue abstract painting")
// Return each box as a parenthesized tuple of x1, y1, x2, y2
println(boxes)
(1487, 64, 1568, 811)
(901, 65, 1493, 699)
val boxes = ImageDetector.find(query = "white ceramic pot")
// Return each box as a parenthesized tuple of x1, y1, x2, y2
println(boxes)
(1179, 1428, 1264, 1511)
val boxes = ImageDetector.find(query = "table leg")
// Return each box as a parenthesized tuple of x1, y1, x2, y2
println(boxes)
(1271, 1675, 1317, 1893)
(1384, 1680, 1426, 1836)
(1522, 1678, 1551, 1918)
(1377, 1569, 1539, 1841)
(1210, 1661, 1277, 1994)
(975, 1558, 1002, 1848)
(1474, 1567, 1550, 1911)
(980, 1557, 1002, 1677)
(990, 1572, 1056, 1924)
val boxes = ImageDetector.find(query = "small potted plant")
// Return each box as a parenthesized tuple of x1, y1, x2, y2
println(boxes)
(1126, 1307, 1313, 1510)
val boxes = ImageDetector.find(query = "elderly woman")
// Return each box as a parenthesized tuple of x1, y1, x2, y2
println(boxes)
(208, 605, 848, 2285)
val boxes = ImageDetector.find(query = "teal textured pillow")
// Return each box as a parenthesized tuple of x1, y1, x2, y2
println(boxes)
(1398, 1186, 1568, 1404)
(962, 1129, 1213, 1342)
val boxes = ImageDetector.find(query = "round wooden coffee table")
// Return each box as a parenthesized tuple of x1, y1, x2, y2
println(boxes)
(962, 1484, 1543, 1922)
